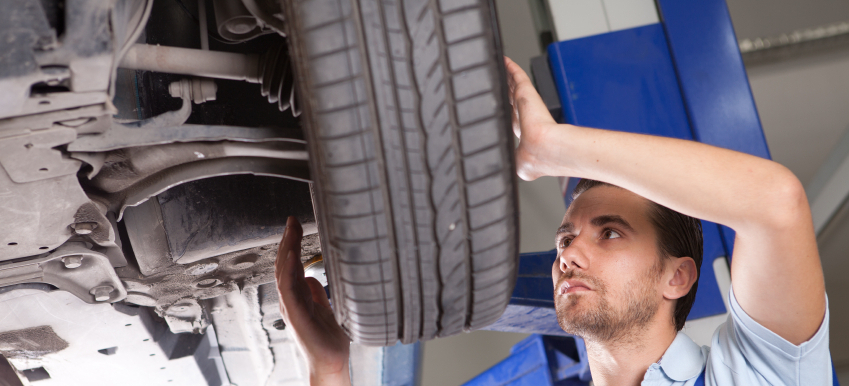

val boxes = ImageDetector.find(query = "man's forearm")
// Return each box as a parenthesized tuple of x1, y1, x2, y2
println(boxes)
(309, 363, 351, 386)
(530, 123, 806, 233)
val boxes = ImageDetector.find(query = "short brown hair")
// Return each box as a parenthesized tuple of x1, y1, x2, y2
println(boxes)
(572, 179, 703, 331)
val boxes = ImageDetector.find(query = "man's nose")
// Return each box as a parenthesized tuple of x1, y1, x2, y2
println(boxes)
(559, 235, 590, 272)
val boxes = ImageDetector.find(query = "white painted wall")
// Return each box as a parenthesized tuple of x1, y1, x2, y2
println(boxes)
(746, 51, 849, 186)
(547, 0, 659, 41)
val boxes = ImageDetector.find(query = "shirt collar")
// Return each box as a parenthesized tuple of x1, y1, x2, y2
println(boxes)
(658, 331, 705, 381)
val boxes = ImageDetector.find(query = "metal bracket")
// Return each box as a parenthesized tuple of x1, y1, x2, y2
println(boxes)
(68, 124, 298, 152)
(0, 127, 82, 183)
(0, 168, 91, 261)
(0, 242, 127, 304)
(0, 0, 113, 120)
(79, 141, 309, 219)
(158, 298, 210, 334)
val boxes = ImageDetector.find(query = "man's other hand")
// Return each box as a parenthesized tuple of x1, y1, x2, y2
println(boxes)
(504, 56, 559, 181)
(275, 216, 351, 386)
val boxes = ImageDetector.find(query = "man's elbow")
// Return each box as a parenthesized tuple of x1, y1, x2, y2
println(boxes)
(761, 165, 810, 231)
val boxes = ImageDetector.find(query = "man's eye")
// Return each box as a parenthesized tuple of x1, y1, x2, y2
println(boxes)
(602, 229, 621, 239)
(559, 238, 573, 248)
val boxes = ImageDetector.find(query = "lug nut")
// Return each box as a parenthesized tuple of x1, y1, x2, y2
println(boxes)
(90, 286, 114, 302)
(62, 255, 83, 269)
(272, 319, 286, 330)
(70, 222, 98, 235)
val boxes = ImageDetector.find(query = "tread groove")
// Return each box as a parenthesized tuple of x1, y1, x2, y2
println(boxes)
(375, 0, 420, 343)
(316, 101, 369, 115)
(313, 73, 364, 89)
(304, 15, 351, 33)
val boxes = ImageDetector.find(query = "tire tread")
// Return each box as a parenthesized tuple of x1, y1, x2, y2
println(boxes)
(284, 0, 518, 345)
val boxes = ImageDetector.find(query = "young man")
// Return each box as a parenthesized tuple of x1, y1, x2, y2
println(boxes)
(274, 57, 831, 385)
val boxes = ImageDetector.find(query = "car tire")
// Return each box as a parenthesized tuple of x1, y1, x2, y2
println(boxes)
(283, 0, 518, 345)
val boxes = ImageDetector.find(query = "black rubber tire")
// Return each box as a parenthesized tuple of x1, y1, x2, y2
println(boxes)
(283, 0, 519, 345)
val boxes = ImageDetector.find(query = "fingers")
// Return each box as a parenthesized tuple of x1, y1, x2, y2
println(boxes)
(505, 57, 516, 98)
(275, 219, 297, 289)
(281, 216, 303, 255)
(305, 277, 331, 310)
(275, 217, 308, 320)
(504, 56, 558, 182)
(274, 231, 291, 293)
(275, 249, 300, 315)
(505, 57, 522, 139)
(504, 56, 519, 93)
(275, 217, 304, 289)
(512, 106, 522, 140)
(504, 56, 527, 94)
(504, 56, 555, 128)
(272, 218, 350, 379)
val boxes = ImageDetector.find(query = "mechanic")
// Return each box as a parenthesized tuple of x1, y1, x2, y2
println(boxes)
(273, 57, 831, 386)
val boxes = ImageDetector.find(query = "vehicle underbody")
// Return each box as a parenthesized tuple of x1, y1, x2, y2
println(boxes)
(1, 0, 321, 383)
(0, 0, 519, 382)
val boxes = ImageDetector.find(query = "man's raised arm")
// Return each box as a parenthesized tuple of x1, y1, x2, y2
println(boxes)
(505, 56, 825, 345)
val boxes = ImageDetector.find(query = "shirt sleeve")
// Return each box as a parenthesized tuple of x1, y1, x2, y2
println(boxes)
(707, 286, 832, 386)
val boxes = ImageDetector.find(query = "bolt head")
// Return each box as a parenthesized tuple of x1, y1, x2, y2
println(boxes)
(225, 18, 256, 34)
(194, 278, 222, 289)
(62, 255, 83, 269)
(90, 286, 114, 302)
(71, 222, 97, 235)
(168, 81, 184, 98)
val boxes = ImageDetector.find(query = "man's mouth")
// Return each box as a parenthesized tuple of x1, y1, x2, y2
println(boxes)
(559, 280, 591, 295)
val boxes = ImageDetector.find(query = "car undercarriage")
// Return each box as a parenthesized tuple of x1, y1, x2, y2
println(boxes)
(0, 0, 518, 383)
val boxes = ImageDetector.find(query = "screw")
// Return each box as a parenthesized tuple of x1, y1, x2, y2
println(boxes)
(194, 278, 221, 288)
(71, 222, 98, 235)
(91, 286, 114, 302)
(272, 319, 286, 330)
(62, 255, 83, 269)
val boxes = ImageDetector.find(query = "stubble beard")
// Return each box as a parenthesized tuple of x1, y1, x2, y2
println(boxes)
(555, 260, 663, 343)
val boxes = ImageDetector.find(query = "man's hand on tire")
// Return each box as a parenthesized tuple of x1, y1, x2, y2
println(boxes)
(275, 216, 351, 386)
(504, 56, 560, 182)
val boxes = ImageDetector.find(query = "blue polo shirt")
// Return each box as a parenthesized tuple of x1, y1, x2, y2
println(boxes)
(641, 287, 832, 385)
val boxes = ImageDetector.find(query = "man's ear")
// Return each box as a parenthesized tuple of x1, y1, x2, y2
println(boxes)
(663, 257, 697, 300)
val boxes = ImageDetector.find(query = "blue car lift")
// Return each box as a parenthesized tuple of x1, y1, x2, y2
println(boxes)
(368, 0, 840, 384)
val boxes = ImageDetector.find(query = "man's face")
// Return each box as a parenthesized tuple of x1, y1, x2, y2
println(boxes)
(553, 185, 666, 342)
